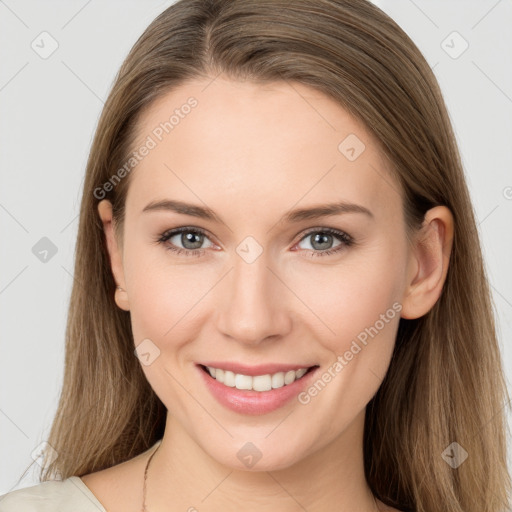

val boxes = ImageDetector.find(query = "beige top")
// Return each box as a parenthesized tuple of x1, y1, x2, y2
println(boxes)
(0, 476, 107, 512)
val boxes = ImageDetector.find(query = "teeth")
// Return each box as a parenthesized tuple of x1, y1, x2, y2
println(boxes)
(271, 372, 284, 388)
(235, 373, 252, 390)
(224, 370, 235, 387)
(206, 366, 310, 391)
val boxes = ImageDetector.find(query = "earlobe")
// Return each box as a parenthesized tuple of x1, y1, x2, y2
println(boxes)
(400, 206, 454, 320)
(97, 200, 130, 311)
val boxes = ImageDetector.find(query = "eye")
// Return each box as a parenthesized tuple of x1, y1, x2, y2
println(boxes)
(294, 227, 353, 258)
(155, 226, 354, 258)
(156, 227, 215, 257)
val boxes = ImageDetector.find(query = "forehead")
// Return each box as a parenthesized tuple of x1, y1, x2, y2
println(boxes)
(125, 76, 401, 224)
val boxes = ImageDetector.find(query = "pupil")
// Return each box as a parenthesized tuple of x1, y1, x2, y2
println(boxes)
(183, 232, 203, 249)
(312, 233, 332, 250)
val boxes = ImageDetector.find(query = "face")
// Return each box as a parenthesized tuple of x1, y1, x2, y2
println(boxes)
(102, 76, 418, 471)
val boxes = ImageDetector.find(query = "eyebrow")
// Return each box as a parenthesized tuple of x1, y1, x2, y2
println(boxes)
(141, 199, 374, 223)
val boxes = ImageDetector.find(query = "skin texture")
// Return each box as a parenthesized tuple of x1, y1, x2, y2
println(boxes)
(86, 76, 454, 512)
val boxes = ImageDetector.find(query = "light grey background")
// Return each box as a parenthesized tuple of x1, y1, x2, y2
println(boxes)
(1, 0, 511, 495)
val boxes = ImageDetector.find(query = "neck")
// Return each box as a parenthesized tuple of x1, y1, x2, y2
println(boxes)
(145, 410, 378, 512)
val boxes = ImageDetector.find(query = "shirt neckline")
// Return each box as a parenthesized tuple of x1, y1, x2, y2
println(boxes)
(67, 475, 108, 511)
(66, 440, 162, 511)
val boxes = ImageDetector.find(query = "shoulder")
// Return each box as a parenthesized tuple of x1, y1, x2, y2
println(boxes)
(0, 477, 106, 512)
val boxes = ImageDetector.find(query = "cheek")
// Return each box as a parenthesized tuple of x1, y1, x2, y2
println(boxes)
(122, 239, 214, 350)
(292, 239, 405, 424)
(121, 243, 210, 407)
(289, 245, 404, 424)
(123, 227, 406, 356)
(285, 239, 405, 351)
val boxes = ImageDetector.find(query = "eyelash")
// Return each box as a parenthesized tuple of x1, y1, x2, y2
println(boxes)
(155, 226, 354, 259)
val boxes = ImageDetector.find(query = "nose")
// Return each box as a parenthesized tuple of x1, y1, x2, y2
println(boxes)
(215, 251, 292, 346)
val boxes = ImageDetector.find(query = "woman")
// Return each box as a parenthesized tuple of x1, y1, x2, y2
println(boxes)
(1, 0, 509, 511)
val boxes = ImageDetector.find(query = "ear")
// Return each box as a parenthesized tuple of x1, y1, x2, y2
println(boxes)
(97, 199, 130, 311)
(400, 205, 454, 319)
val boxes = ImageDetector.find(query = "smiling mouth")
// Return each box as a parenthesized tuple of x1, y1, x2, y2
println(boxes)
(198, 364, 319, 392)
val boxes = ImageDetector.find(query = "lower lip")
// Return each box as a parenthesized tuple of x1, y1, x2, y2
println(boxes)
(196, 364, 319, 415)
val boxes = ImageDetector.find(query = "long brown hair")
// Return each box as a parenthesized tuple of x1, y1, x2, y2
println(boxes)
(32, 1, 510, 510)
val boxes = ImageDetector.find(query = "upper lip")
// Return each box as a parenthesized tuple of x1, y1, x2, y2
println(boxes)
(198, 361, 318, 376)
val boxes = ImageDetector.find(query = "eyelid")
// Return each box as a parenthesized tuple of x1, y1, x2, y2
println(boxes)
(158, 225, 352, 247)
(296, 225, 352, 241)
(159, 226, 217, 244)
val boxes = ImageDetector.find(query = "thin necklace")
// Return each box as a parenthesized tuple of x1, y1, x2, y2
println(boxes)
(141, 443, 380, 512)
(142, 442, 160, 512)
